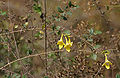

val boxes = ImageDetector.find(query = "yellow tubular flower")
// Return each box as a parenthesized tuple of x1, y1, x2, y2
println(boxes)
(64, 36, 73, 52)
(102, 54, 112, 69)
(57, 34, 65, 49)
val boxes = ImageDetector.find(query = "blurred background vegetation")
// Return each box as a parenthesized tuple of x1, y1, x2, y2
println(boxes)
(0, 0, 120, 78)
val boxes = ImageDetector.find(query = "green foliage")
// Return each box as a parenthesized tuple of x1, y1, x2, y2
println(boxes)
(106, 5, 109, 10)
(44, 76, 48, 78)
(63, 30, 71, 35)
(33, 4, 42, 15)
(22, 75, 27, 78)
(67, 11, 72, 16)
(93, 44, 101, 49)
(51, 25, 56, 31)
(34, 31, 43, 39)
(61, 16, 67, 20)
(68, 1, 75, 7)
(90, 53, 97, 61)
(89, 28, 102, 35)
(94, 30, 102, 35)
(116, 73, 120, 78)
(57, 7, 64, 13)
(27, 49, 33, 55)
(48, 53, 57, 61)
(0, 9, 7, 16)
(56, 26, 61, 30)
(33, 0, 39, 2)
(87, 38, 93, 42)
(4, 74, 27, 78)
(12, 74, 21, 78)
(89, 28, 94, 35)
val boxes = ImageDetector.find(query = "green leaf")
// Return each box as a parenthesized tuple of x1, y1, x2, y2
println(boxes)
(34, 32, 40, 37)
(1, 12, 6, 15)
(55, 18, 60, 21)
(116, 73, 120, 78)
(57, 7, 64, 13)
(33, 0, 39, 2)
(94, 30, 102, 35)
(90, 53, 97, 61)
(87, 38, 93, 42)
(64, 6, 68, 10)
(68, 1, 75, 7)
(75, 5, 80, 8)
(94, 45, 101, 49)
(27, 49, 33, 55)
(83, 34, 88, 40)
(56, 26, 61, 30)
(12, 74, 20, 78)
(63, 30, 71, 35)
(22, 75, 27, 78)
(67, 11, 72, 16)
(89, 28, 94, 35)
(57, 30, 61, 35)
(106, 6, 109, 10)
(44, 76, 48, 78)
(33, 4, 42, 15)
(51, 25, 56, 31)
(60, 12, 65, 16)
(61, 16, 67, 20)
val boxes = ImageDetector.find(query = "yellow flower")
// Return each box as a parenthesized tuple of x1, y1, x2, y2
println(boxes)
(102, 54, 112, 69)
(57, 34, 65, 49)
(64, 36, 73, 52)
(102, 50, 110, 55)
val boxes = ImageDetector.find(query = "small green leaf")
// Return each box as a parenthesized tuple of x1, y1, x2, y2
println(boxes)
(57, 7, 64, 13)
(68, 1, 75, 7)
(34, 32, 40, 37)
(75, 5, 80, 8)
(67, 11, 72, 16)
(51, 25, 56, 31)
(64, 6, 68, 10)
(106, 6, 109, 10)
(55, 18, 60, 21)
(1, 12, 6, 15)
(89, 28, 94, 35)
(44, 76, 48, 78)
(27, 49, 33, 55)
(116, 73, 120, 78)
(60, 12, 65, 16)
(33, 4, 42, 15)
(61, 16, 67, 20)
(83, 34, 88, 40)
(34, 0, 39, 2)
(12, 74, 20, 78)
(57, 30, 61, 35)
(63, 30, 71, 35)
(56, 26, 61, 30)
(94, 45, 101, 49)
(94, 30, 102, 35)
(22, 75, 27, 78)
(90, 53, 97, 60)
(87, 38, 93, 42)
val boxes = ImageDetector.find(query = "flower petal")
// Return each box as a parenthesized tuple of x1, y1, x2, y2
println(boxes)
(105, 64, 110, 69)
(59, 45, 63, 49)
(65, 47, 71, 52)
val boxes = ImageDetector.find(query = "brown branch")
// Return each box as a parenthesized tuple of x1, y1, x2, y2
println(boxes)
(0, 50, 64, 70)
(0, 27, 42, 36)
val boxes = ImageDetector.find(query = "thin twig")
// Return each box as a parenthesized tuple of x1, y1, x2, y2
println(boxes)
(0, 50, 64, 70)
(0, 27, 42, 36)
(44, 0, 48, 75)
